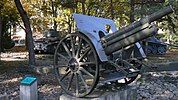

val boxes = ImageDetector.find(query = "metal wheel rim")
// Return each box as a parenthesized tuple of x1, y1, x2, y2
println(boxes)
(157, 46, 166, 55)
(54, 33, 99, 97)
(147, 47, 152, 54)
(152, 45, 157, 54)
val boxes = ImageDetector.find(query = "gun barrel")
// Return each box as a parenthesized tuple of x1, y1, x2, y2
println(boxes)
(104, 25, 157, 55)
(104, 23, 150, 47)
(102, 5, 174, 43)
(102, 5, 174, 55)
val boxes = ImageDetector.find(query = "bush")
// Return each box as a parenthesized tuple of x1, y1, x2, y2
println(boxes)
(1, 33, 15, 50)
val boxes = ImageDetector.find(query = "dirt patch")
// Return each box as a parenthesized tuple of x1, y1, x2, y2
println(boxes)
(1, 50, 178, 99)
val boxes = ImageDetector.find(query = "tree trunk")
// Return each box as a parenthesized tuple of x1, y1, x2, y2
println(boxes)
(14, 0, 35, 67)
(130, 0, 135, 23)
(81, 0, 86, 14)
(110, 0, 114, 19)
(74, 0, 78, 13)
(0, 16, 2, 59)
(51, 0, 57, 31)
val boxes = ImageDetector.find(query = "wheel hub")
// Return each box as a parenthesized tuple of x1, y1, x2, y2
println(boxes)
(68, 58, 79, 72)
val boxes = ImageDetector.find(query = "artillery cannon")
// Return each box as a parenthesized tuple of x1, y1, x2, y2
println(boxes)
(53, 6, 174, 97)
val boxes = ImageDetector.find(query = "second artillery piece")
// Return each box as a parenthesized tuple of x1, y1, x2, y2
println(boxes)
(53, 6, 174, 97)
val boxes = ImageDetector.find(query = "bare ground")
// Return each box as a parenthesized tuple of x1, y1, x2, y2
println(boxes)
(1, 50, 178, 99)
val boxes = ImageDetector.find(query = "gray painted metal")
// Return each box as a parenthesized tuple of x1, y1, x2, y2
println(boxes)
(103, 23, 149, 47)
(104, 25, 157, 55)
(102, 5, 174, 43)
(135, 42, 146, 58)
(78, 30, 108, 61)
(100, 72, 139, 84)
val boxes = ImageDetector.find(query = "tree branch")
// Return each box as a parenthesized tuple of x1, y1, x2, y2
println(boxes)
(14, 0, 36, 66)
(16, 21, 25, 30)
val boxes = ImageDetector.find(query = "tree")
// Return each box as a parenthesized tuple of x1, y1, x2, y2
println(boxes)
(51, 0, 59, 31)
(0, 16, 2, 55)
(14, 0, 35, 67)
(0, 0, 19, 52)
(0, 5, 2, 54)
(15, 0, 176, 39)
(133, 0, 178, 44)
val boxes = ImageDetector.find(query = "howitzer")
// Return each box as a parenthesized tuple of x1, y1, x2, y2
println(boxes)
(102, 6, 173, 43)
(104, 23, 157, 55)
(53, 6, 174, 97)
(102, 5, 173, 54)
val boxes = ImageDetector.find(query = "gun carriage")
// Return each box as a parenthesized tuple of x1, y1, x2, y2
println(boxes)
(53, 6, 174, 97)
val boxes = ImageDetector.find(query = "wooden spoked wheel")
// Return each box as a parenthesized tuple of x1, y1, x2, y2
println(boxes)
(54, 33, 99, 97)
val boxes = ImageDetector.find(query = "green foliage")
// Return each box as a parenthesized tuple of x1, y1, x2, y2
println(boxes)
(1, 0, 177, 42)
(60, 0, 77, 8)
(2, 33, 15, 49)
(133, 0, 178, 44)
(0, 0, 19, 51)
(0, 0, 19, 23)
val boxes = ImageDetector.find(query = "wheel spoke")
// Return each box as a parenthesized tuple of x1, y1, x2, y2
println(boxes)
(78, 71, 89, 92)
(78, 47, 91, 61)
(56, 64, 68, 68)
(70, 36, 75, 57)
(75, 73, 79, 96)
(57, 53, 69, 61)
(54, 33, 99, 97)
(79, 62, 96, 66)
(67, 73, 74, 90)
(80, 67, 94, 78)
(75, 38, 82, 58)
(62, 42, 72, 58)
(60, 71, 71, 81)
